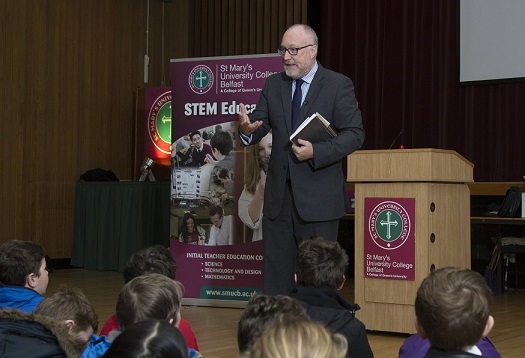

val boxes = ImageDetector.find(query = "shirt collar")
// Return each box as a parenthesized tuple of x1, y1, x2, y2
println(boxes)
(300, 61, 318, 84)
(464, 345, 482, 356)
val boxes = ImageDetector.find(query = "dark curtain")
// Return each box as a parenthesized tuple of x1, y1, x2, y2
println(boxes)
(318, 0, 525, 181)
(71, 181, 170, 271)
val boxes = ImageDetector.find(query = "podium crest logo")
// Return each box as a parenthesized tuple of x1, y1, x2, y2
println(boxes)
(189, 65, 214, 94)
(147, 91, 172, 154)
(368, 200, 411, 250)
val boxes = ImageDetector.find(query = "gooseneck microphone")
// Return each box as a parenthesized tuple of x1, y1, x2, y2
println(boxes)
(388, 129, 404, 149)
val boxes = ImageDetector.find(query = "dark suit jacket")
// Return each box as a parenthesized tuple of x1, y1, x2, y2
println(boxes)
(291, 285, 374, 358)
(248, 64, 364, 221)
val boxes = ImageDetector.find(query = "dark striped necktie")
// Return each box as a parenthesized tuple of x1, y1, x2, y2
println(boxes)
(291, 79, 304, 127)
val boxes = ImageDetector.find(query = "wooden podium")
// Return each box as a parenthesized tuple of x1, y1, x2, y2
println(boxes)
(347, 149, 473, 333)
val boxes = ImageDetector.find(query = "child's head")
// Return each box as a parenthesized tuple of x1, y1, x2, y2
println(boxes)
(247, 319, 348, 358)
(116, 273, 184, 331)
(103, 319, 189, 358)
(295, 237, 348, 289)
(35, 285, 98, 348)
(122, 245, 177, 283)
(415, 267, 494, 351)
(210, 130, 233, 156)
(237, 294, 309, 354)
(0, 240, 48, 295)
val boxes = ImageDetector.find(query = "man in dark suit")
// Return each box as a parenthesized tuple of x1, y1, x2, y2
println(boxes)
(239, 24, 364, 295)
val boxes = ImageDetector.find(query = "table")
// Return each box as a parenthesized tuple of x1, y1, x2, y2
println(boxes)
(71, 181, 170, 271)
(342, 215, 525, 292)
(470, 216, 525, 226)
(471, 216, 525, 292)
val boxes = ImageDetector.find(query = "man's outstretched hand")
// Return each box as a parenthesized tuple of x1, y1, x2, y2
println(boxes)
(238, 103, 262, 135)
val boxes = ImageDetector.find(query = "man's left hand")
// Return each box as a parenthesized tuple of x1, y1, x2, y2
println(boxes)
(292, 139, 313, 161)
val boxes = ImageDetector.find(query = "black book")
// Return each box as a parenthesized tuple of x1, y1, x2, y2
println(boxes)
(289, 112, 337, 145)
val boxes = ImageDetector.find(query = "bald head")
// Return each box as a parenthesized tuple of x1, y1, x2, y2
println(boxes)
(280, 24, 318, 79)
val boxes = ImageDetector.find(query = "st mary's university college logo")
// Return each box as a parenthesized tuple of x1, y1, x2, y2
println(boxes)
(189, 65, 214, 94)
(147, 91, 172, 155)
(368, 200, 411, 250)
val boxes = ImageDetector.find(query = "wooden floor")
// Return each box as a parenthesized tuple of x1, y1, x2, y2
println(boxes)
(47, 269, 525, 357)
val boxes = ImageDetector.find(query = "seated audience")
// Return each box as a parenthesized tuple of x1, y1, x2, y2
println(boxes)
(35, 285, 111, 358)
(99, 245, 199, 351)
(0, 240, 49, 312)
(109, 273, 201, 358)
(102, 319, 189, 358)
(291, 238, 373, 358)
(0, 308, 82, 357)
(413, 267, 495, 357)
(245, 319, 348, 358)
(237, 293, 309, 355)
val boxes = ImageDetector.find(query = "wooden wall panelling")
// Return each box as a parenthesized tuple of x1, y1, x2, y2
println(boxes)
(250, 0, 258, 53)
(255, 0, 264, 54)
(239, 1, 249, 55)
(223, 0, 232, 54)
(0, 0, 190, 258)
(214, 0, 223, 55)
(0, 0, 305, 259)
(1, 1, 24, 245)
(189, 0, 307, 58)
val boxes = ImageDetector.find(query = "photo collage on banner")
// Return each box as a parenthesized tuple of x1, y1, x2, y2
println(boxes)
(170, 54, 282, 305)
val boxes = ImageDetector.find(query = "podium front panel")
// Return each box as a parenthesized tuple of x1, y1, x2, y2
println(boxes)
(353, 182, 470, 333)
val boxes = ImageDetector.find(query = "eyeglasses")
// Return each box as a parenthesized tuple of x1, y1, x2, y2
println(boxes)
(277, 44, 314, 56)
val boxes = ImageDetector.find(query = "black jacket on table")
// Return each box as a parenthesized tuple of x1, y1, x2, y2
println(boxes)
(291, 285, 374, 358)
(0, 309, 83, 358)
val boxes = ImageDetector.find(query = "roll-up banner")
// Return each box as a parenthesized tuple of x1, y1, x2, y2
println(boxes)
(170, 54, 282, 306)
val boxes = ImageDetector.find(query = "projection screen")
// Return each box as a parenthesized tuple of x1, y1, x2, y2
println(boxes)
(458, 0, 525, 84)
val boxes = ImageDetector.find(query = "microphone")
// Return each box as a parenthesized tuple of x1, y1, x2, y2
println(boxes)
(388, 129, 404, 149)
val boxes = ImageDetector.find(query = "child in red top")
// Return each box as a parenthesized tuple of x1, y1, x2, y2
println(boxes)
(99, 313, 198, 350)
(99, 245, 199, 350)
